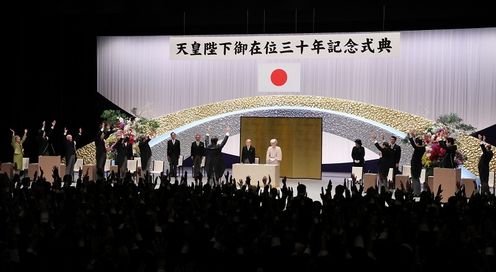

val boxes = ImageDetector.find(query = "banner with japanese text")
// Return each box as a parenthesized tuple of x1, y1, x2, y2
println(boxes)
(170, 32, 400, 60)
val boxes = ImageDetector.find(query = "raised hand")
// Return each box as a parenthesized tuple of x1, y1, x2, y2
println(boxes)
(42, 121, 46, 127)
(435, 184, 443, 202)
(24, 129, 28, 134)
(64, 127, 68, 134)
(79, 128, 82, 134)
(10, 128, 14, 135)
(483, 135, 486, 142)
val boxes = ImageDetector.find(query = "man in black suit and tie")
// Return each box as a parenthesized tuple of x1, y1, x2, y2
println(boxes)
(167, 132, 180, 177)
(478, 134, 493, 195)
(138, 135, 152, 173)
(408, 130, 426, 196)
(205, 128, 229, 184)
(114, 135, 133, 177)
(96, 122, 113, 178)
(439, 137, 457, 168)
(390, 135, 401, 178)
(41, 120, 57, 156)
(38, 121, 50, 156)
(372, 133, 393, 188)
(241, 138, 256, 164)
(63, 127, 82, 178)
(191, 133, 205, 179)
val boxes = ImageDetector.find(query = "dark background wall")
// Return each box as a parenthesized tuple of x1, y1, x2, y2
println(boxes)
(1, 1, 494, 163)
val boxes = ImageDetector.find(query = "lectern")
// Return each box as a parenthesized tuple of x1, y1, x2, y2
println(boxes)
(433, 167, 461, 202)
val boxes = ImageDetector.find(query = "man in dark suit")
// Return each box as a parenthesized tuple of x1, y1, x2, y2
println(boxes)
(478, 134, 493, 195)
(63, 127, 82, 178)
(42, 120, 57, 156)
(138, 135, 152, 173)
(439, 137, 457, 168)
(95, 122, 113, 178)
(205, 128, 229, 184)
(114, 136, 133, 177)
(38, 121, 50, 156)
(351, 139, 365, 167)
(241, 138, 256, 164)
(190, 133, 205, 179)
(408, 130, 426, 196)
(167, 132, 180, 177)
(373, 133, 393, 187)
(390, 135, 401, 178)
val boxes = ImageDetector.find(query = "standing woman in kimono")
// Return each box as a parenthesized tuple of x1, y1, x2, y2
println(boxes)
(10, 128, 27, 170)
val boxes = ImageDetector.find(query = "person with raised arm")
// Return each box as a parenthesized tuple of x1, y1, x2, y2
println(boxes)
(205, 127, 230, 183)
(478, 134, 493, 195)
(408, 129, 426, 196)
(10, 128, 27, 170)
(63, 127, 82, 178)
(372, 132, 393, 188)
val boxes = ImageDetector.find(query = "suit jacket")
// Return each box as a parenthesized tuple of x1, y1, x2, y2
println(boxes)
(478, 144, 493, 172)
(391, 144, 401, 165)
(439, 140, 457, 168)
(38, 130, 50, 155)
(191, 141, 205, 158)
(241, 145, 256, 163)
(139, 137, 152, 161)
(64, 133, 81, 160)
(375, 142, 394, 175)
(95, 131, 108, 156)
(167, 139, 181, 163)
(114, 138, 133, 166)
(351, 146, 365, 166)
(205, 134, 229, 178)
(409, 137, 426, 178)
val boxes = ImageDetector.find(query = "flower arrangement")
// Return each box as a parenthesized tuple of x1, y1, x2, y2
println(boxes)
(100, 109, 160, 158)
(407, 113, 473, 176)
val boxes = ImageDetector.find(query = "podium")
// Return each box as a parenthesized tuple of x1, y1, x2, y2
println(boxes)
(0, 162, 14, 178)
(82, 164, 97, 180)
(395, 175, 409, 190)
(38, 156, 61, 182)
(363, 173, 377, 191)
(461, 178, 476, 197)
(28, 163, 39, 180)
(59, 163, 66, 178)
(351, 166, 363, 181)
(232, 163, 280, 187)
(402, 165, 412, 178)
(427, 176, 434, 192)
(433, 168, 461, 202)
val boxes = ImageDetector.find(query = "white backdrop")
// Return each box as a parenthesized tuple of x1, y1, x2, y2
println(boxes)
(97, 28, 496, 130)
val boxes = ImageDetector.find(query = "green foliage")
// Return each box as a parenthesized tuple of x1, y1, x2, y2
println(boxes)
(436, 113, 476, 132)
(100, 110, 127, 126)
(134, 118, 160, 137)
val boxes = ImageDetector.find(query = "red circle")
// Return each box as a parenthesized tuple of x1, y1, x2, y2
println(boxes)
(270, 69, 288, 86)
